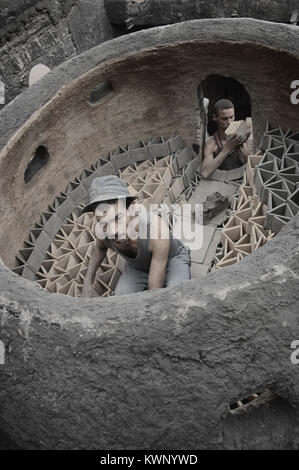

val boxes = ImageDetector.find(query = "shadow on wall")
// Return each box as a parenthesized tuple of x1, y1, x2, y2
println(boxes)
(199, 74, 252, 136)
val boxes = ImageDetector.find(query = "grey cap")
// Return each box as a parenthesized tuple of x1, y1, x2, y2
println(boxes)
(82, 175, 138, 213)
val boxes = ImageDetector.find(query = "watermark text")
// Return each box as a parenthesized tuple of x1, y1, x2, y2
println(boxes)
(0, 340, 5, 364)
(0, 80, 4, 104)
(290, 340, 299, 365)
(94, 201, 204, 250)
(290, 80, 299, 104)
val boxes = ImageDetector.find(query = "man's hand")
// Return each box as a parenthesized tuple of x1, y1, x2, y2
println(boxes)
(81, 239, 107, 297)
(201, 134, 244, 179)
(243, 130, 251, 143)
(224, 134, 244, 152)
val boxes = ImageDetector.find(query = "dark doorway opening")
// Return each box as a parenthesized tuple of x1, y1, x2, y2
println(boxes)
(199, 75, 251, 136)
(24, 146, 49, 184)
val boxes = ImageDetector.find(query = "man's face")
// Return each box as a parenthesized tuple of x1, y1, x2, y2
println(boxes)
(213, 107, 235, 132)
(94, 200, 128, 240)
(94, 200, 141, 241)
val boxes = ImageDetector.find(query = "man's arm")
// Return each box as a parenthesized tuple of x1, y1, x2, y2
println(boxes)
(238, 141, 250, 164)
(148, 216, 170, 290)
(201, 135, 244, 179)
(81, 239, 107, 297)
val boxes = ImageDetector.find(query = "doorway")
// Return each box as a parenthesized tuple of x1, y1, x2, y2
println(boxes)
(197, 75, 252, 156)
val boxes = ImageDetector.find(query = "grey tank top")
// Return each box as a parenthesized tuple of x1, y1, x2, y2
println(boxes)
(104, 211, 189, 272)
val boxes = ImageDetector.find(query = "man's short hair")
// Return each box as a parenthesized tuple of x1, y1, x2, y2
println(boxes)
(213, 99, 234, 116)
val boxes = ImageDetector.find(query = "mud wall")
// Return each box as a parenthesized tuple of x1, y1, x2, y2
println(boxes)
(105, 0, 298, 27)
(0, 0, 112, 107)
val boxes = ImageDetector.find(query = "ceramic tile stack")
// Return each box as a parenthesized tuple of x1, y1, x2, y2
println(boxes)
(255, 123, 299, 233)
(213, 122, 299, 269)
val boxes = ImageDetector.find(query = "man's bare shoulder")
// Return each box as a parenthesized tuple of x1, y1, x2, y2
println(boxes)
(203, 135, 217, 160)
(204, 135, 217, 149)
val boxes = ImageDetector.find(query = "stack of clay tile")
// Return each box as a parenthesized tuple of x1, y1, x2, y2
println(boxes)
(225, 119, 251, 141)
(254, 124, 299, 233)
(119, 157, 174, 208)
(215, 123, 299, 269)
(35, 210, 126, 297)
(215, 165, 275, 269)
(120, 152, 201, 206)
(35, 211, 95, 296)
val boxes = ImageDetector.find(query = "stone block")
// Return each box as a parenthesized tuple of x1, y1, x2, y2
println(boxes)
(166, 135, 184, 154)
(41, 213, 64, 239)
(111, 146, 132, 170)
(288, 188, 299, 215)
(203, 192, 229, 225)
(92, 162, 115, 179)
(11, 264, 37, 282)
(147, 136, 168, 160)
(246, 155, 263, 187)
(129, 140, 149, 162)
(18, 246, 45, 273)
(52, 194, 76, 220)
(29, 229, 52, 255)
(172, 147, 193, 173)
(182, 158, 200, 187)
(170, 177, 184, 200)
(66, 181, 88, 205)
(265, 203, 293, 232)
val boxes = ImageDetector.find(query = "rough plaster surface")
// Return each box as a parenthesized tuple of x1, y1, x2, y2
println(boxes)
(0, 20, 299, 267)
(0, 213, 298, 449)
(105, 0, 298, 27)
(0, 0, 112, 107)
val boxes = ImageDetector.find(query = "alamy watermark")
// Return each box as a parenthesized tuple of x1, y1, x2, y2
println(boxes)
(290, 340, 299, 365)
(0, 340, 5, 364)
(94, 201, 204, 251)
(0, 80, 4, 104)
(290, 80, 299, 104)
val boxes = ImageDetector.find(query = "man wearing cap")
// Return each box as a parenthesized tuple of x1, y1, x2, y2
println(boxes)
(81, 175, 191, 297)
